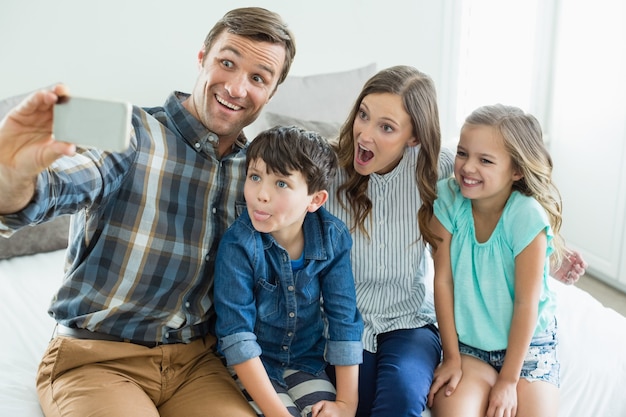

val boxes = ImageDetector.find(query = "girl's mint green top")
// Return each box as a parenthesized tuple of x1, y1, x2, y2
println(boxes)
(434, 179, 557, 351)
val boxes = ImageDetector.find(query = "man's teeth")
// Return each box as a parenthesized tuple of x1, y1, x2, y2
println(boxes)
(216, 95, 241, 110)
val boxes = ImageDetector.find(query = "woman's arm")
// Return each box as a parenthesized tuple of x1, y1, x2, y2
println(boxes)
(427, 216, 462, 406)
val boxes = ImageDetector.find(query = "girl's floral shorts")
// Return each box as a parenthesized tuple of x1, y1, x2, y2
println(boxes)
(459, 318, 559, 387)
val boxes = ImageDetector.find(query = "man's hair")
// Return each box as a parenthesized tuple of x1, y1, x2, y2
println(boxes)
(247, 125, 338, 194)
(203, 7, 296, 86)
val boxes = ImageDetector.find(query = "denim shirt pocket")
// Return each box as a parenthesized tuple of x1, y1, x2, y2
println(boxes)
(255, 276, 280, 319)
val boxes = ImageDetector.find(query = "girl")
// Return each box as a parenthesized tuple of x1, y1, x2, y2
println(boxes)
(428, 104, 564, 417)
(325, 65, 454, 416)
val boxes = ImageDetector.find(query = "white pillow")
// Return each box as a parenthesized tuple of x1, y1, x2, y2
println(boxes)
(245, 63, 376, 139)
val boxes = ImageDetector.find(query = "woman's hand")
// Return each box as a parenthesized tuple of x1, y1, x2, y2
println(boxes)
(551, 249, 587, 285)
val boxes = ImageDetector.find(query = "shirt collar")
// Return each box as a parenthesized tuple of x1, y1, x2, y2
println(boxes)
(166, 91, 247, 156)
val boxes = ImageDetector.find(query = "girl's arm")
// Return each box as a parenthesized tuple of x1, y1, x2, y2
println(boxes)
(233, 358, 293, 417)
(486, 231, 547, 417)
(312, 365, 359, 417)
(427, 216, 462, 406)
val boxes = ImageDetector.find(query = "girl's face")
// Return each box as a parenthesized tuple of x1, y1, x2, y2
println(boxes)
(454, 124, 523, 209)
(352, 92, 418, 176)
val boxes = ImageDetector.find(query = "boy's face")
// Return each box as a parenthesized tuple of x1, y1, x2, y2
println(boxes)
(244, 158, 327, 243)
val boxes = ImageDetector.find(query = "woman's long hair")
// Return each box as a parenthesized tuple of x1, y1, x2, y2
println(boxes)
(334, 65, 441, 247)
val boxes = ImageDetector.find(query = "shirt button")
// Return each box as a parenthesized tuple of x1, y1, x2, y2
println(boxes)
(205, 254, 210, 261)
(185, 301, 191, 308)
(289, 312, 295, 318)
(282, 345, 288, 351)
(212, 207, 217, 214)
(288, 285, 294, 291)
(287, 332, 293, 337)
(194, 142, 201, 149)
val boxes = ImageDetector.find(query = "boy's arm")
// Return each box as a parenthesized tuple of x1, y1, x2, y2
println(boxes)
(233, 358, 293, 417)
(311, 364, 358, 417)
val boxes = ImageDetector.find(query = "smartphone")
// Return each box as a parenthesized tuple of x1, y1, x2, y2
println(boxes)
(53, 96, 132, 152)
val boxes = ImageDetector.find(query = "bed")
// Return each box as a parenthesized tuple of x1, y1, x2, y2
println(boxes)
(2, 65, 626, 417)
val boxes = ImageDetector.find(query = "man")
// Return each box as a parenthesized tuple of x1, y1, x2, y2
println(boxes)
(0, 7, 295, 417)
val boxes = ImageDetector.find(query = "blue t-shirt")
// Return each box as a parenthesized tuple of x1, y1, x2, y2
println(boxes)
(434, 178, 557, 351)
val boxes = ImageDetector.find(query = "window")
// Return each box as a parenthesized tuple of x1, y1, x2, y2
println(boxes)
(446, 0, 556, 144)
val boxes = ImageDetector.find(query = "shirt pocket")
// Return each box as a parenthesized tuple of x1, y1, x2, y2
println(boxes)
(255, 276, 280, 319)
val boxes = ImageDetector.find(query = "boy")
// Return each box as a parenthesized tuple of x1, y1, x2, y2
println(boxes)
(214, 125, 363, 417)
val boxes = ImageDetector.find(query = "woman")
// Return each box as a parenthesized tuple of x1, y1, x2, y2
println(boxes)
(325, 65, 453, 416)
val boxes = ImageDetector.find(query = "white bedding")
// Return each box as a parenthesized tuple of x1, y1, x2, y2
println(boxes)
(2, 249, 626, 417)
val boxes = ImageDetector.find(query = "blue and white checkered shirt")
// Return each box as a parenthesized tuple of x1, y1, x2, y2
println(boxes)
(0, 91, 247, 344)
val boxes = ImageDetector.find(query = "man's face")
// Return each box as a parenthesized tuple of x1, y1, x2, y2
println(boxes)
(186, 32, 286, 145)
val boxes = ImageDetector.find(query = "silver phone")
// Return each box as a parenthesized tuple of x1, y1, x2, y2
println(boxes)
(53, 96, 132, 152)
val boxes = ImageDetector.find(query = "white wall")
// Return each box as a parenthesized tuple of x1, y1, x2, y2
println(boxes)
(0, 0, 453, 110)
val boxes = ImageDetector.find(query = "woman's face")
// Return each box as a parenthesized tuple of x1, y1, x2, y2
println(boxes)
(352, 92, 418, 175)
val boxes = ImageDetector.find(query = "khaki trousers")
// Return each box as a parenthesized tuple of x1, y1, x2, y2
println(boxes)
(37, 334, 255, 417)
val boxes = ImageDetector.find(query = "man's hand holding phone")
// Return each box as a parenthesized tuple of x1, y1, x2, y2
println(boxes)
(0, 85, 76, 213)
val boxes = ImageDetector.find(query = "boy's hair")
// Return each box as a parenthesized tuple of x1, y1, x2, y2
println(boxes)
(247, 125, 338, 194)
(203, 7, 296, 86)
(464, 104, 565, 263)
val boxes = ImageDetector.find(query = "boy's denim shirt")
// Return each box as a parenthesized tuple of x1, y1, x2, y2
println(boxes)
(214, 206, 363, 387)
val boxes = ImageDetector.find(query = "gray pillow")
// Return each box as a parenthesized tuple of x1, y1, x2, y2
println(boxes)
(0, 88, 71, 259)
(264, 112, 342, 140)
(0, 216, 70, 260)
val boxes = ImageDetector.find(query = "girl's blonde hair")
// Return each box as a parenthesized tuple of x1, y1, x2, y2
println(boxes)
(465, 104, 566, 263)
(334, 66, 441, 247)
